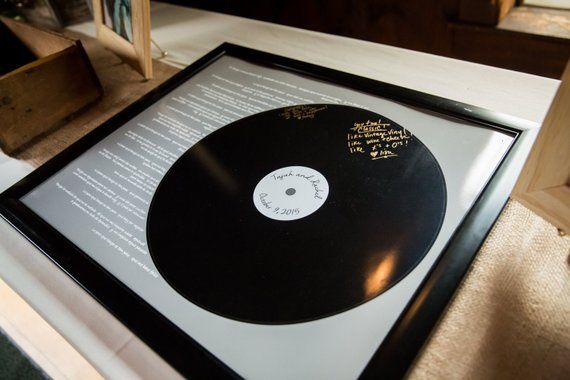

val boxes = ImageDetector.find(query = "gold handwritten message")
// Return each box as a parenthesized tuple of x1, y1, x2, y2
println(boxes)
(280, 105, 328, 120)
(347, 119, 412, 160)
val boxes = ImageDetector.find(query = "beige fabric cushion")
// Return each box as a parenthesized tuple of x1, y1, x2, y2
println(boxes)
(409, 200, 570, 379)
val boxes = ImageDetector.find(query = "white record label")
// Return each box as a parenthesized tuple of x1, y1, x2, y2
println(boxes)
(253, 166, 329, 221)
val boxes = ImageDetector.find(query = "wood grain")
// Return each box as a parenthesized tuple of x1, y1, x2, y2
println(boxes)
(458, 0, 516, 25)
(449, 21, 570, 79)
(512, 60, 570, 233)
(0, 17, 102, 155)
(0, 16, 74, 57)
(179, 0, 569, 78)
(14, 30, 178, 167)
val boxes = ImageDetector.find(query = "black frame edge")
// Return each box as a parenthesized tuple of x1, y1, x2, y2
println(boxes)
(0, 42, 539, 379)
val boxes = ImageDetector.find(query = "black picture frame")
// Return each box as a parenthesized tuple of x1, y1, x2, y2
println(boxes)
(0, 43, 537, 379)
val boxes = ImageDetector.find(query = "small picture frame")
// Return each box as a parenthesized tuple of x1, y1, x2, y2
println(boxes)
(92, 0, 152, 79)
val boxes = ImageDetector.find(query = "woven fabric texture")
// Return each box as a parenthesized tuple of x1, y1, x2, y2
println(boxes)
(409, 200, 570, 379)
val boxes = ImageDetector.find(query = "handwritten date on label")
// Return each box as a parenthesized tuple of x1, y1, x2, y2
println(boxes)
(347, 119, 412, 160)
(258, 193, 301, 215)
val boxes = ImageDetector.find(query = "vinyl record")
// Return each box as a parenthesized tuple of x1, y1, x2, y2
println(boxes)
(147, 104, 446, 324)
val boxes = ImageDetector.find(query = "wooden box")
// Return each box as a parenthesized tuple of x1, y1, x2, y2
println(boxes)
(0, 17, 102, 154)
(512, 61, 570, 234)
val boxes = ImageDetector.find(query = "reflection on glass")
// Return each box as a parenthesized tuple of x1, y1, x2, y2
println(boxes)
(193, 145, 240, 194)
(364, 250, 397, 298)
(459, 133, 512, 209)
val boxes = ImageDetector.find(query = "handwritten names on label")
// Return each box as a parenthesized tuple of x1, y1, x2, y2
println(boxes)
(347, 119, 412, 160)
(280, 105, 328, 120)
(253, 166, 329, 221)
(270, 170, 326, 200)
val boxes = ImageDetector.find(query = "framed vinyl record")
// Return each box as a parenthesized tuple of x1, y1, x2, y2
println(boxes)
(0, 43, 537, 378)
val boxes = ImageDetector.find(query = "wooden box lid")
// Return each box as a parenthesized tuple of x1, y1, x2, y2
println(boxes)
(0, 17, 103, 154)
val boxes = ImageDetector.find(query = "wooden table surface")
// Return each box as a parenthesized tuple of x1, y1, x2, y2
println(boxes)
(0, 2, 564, 378)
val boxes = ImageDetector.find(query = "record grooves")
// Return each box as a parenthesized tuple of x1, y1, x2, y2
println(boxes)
(147, 104, 446, 324)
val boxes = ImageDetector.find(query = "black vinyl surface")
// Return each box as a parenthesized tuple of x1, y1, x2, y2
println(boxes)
(147, 104, 446, 324)
(0, 43, 531, 378)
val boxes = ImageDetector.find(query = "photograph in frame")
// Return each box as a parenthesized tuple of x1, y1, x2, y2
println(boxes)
(92, 0, 151, 78)
(102, 0, 133, 42)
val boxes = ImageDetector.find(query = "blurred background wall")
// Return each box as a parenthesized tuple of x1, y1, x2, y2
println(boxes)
(163, 0, 570, 78)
